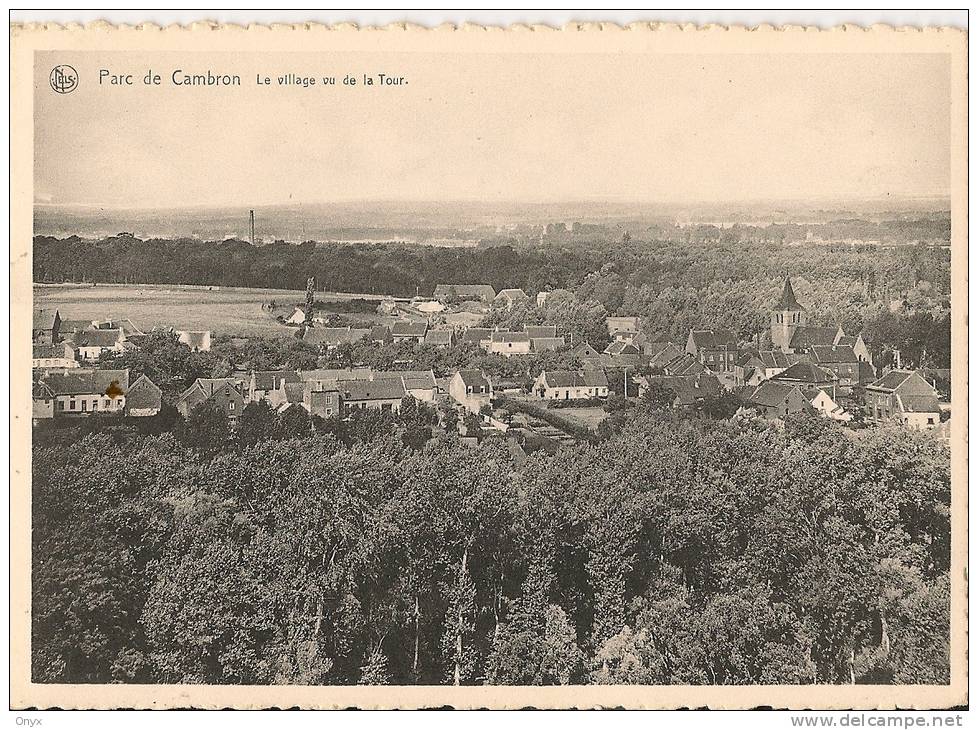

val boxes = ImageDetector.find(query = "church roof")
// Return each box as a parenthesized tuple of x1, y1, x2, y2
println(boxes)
(776, 277, 805, 312)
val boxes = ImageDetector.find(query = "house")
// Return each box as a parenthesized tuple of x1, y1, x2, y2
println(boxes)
(391, 321, 429, 344)
(369, 324, 393, 345)
(741, 381, 811, 419)
(71, 328, 126, 361)
(531, 336, 565, 352)
(300, 368, 373, 388)
(809, 345, 863, 390)
(177, 330, 212, 352)
(424, 329, 457, 348)
(37, 368, 131, 417)
(32, 342, 78, 369)
(449, 369, 493, 413)
(338, 377, 406, 414)
(433, 284, 497, 304)
(177, 378, 244, 419)
(93, 318, 145, 337)
(638, 374, 721, 410)
(373, 370, 438, 402)
(32, 382, 55, 420)
(787, 325, 845, 354)
(771, 361, 839, 399)
(757, 350, 805, 380)
(59, 318, 96, 335)
(286, 307, 307, 325)
(494, 288, 530, 309)
(733, 352, 766, 387)
(686, 329, 738, 373)
(250, 369, 301, 403)
(525, 325, 557, 339)
(661, 352, 706, 377)
(808, 388, 852, 422)
(606, 316, 641, 339)
(533, 369, 609, 400)
(125, 374, 163, 416)
(303, 326, 370, 350)
(461, 328, 493, 349)
(488, 331, 531, 357)
(864, 370, 942, 429)
(647, 342, 685, 371)
(569, 341, 603, 368)
(32, 309, 61, 344)
(303, 384, 342, 420)
(603, 341, 640, 357)
(837, 333, 873, 365)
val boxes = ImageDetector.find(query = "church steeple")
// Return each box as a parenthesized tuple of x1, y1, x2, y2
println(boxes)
(771, 276, 808, 353)
(776, 276, 804, 312)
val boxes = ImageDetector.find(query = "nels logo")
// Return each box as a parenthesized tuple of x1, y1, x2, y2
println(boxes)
(49, 65, 78, 94)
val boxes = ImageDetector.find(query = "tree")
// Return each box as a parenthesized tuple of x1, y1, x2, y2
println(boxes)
(175, 402, 230, 452)
(236, 401, 278, 445)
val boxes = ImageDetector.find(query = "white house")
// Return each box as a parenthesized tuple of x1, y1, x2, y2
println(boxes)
(487, 331, 531, 357)
(449, 369, 493, 413)
(533, 369, 609, 400)
(72, 328, 126, 361)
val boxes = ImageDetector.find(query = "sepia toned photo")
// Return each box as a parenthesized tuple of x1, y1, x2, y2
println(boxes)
(9, 20, 968, 710)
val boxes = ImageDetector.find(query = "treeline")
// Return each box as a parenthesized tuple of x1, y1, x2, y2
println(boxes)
(33, 408, 950, 686)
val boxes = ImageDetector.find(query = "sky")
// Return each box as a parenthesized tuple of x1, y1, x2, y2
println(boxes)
(34, 51, 951, 208)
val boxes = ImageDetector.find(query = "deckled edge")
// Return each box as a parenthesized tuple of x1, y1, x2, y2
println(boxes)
(7, 20, 967, 33)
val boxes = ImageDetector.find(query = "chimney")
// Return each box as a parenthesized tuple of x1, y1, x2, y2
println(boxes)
(249, 210, 255, 245)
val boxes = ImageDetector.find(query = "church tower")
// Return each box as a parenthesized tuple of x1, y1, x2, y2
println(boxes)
(771, 276, 807, 353)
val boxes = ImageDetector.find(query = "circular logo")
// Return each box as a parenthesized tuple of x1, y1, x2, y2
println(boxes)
(50, 65, 78, 94)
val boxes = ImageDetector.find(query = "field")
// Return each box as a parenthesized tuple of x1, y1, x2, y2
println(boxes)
(33, 283, 394, 337)
(549, 406, 608, 431)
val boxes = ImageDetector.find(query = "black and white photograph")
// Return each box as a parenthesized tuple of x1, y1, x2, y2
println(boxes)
(10, 16, 968, 712)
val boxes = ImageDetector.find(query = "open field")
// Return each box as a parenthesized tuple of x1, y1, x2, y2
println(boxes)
(33, 283, 401, 337)
(547, 406, 608, 431)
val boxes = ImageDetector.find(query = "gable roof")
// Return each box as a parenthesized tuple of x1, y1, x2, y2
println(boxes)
(33, 342, 75, 360)
(541, 369, 609, 389)
(745, 380, 803, 408)
(252, 369, 301, 391)
(369, 324, 392, 341)
(772, 361, 837, 384)
(42, 368, 131, 396)
(689, 329, 737, 350)
(867, 369, 938, 395)
(788, 326, 840, 350)
(570, 342, 601, 358)
(391, 321, 428, 337)
(531, 337, 565, 351)
(809, 345, 859, 364)
(461, 327, 492, 344)
(338, 377, 407, 401)
(424, 329, 455, 346)
(33, 309, 60, 331)
(300, 368, 372, 384)
(490, 330, 530, 344)
(495, 288, 529, 302)
(373, 369, 437, 391)
(894, 393, 941, 414)
(191, 378, 241, 397)
(73, 328, 124, 348)
(662, 352, 706, 376)
(604, 341, 640, 356)
(177, 330, 211, 350)
(649, 342, 685, 368)
(456, 369, 491, 389)
(433, 284, 497, 301)
(525, 325, 557, 339)
(775, 277, 805, 311)
(645, 374, 721, 406)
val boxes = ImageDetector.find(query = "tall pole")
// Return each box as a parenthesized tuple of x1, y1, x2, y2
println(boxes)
(249, 210, 255, 245)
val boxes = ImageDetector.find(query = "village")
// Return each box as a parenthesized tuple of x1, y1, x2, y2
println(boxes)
(31, 275, 950, 447)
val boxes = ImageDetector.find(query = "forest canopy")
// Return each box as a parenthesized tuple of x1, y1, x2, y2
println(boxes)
(32, 409, 950, 686)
